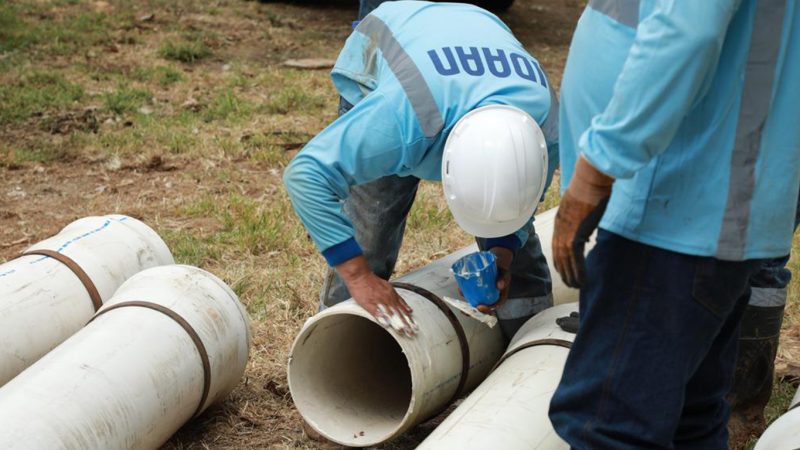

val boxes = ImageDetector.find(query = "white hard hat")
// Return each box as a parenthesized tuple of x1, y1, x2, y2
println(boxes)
(442, 104, 548, 238)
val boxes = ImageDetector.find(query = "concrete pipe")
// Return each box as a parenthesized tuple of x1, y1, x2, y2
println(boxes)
(0, 265, 251, 450)
(754, 387, 800, 450)
(0, 215, 174, 386)
(289, 246, 506, 447)
(418, 302, 577, 450)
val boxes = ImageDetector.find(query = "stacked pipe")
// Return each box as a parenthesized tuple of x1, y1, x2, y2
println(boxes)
(417, 303, 576, 449)
(0, 215, 174, 386)
(0, 265, 251, 449)
(288, 207, 589, 447)
(754, 387, 800, 450)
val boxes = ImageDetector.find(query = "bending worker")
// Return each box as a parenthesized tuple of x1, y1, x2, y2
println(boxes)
(551, 1, 799, 449)
(283, 1, 558, 339)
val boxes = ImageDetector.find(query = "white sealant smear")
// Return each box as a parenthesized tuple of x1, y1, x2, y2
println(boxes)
(376, 304, 417, 336)
(443, 296, 497, 328)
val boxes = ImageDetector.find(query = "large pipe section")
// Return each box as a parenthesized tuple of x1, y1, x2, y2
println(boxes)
(289, 247, 505, 447)
(0, 265, 251, 450)
(418, 302, 576, 449)
(0, 215, 173, 386)
(288, 207, 585, 447)
(754, 387, 800, 450)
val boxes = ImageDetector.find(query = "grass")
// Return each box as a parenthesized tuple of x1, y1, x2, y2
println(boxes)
(159, 39, 213, 63)
(266, 85, 328, 115)
(0, 3, 119, 55)
(177, 192, 306, 258)
(0, 72, 84, 124)
(103, 84, 152, 115)
(0, 0, 796, 449)
(132, 66, 184, 87)
(203, 90, 257, 122)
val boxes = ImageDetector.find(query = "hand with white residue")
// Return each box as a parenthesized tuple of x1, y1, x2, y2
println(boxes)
(335, 256, 418, 337)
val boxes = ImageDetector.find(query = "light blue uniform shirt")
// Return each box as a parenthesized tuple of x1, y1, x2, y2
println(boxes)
(284, 1, 558, 266)
(560, 0, 800, 260)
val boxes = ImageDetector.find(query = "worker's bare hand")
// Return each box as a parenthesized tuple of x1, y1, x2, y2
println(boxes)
(477, 247, 513, 314)
(337, 256, 417, 337)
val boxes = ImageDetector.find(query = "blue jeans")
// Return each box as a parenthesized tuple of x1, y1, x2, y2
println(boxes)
(321, 99, 554, 340)
(549, 230, 761, 449)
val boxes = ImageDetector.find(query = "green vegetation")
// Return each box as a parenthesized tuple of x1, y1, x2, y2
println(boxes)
(103, 85, 152, 115)
(159, 39, 212, 63)
(0, 3, 116, 55)
(0, 72, 84, 124)
(132, 66, 184, 87)
(204, 90, 256, 122)
(178, 193, 305, 260)
(266, 85, 327, 115)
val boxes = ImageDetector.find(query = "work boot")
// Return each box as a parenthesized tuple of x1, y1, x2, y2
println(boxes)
(727, 303, 785, 448)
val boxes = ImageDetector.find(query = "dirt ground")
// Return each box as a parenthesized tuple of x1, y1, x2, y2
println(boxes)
(0, 1, 797, 449)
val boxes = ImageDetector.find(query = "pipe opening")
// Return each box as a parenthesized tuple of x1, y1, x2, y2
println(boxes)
(289, 313, 412, 444)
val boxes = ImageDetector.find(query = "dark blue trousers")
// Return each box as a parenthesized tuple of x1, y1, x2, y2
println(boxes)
(549, 230, 761, 449)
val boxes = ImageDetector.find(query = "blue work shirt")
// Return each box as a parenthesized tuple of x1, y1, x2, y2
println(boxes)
(559, 0, 800, 260)
(284, 1, 558, 266)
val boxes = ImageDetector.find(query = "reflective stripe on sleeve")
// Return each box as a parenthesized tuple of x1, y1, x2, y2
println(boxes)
(717, 0, 787, 260)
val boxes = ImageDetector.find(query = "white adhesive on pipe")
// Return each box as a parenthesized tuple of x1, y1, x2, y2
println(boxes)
(289, 249, 506, 447)
(0, 265, 251, 450)
(417, 303, 576, 450)
(0, 215, 174, 386)
(754, 386, 800, 450)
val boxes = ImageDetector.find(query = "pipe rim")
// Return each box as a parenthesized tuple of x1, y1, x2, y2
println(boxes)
(288, 306, 417, 446)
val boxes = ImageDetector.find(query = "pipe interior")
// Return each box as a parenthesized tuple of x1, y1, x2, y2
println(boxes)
(290, 314, 412, 444)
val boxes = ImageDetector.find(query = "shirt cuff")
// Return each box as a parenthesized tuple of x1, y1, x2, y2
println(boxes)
(322, 237, 364, 267)
(484, 234, 523, 253)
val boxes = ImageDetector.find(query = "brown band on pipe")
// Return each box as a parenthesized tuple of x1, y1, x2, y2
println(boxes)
(391, 282, 470, 403)
(491, 338, 573, 373)
(21, 249, 103, 312)
(89, 301, 212, 418)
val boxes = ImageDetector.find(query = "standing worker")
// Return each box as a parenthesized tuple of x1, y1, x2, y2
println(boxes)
(551, 1, 799, 449)
(284, 1, 559, 339)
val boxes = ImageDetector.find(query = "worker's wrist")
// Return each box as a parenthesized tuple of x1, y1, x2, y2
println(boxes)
(322, 237, 363, 267)
(335, 255, 374, 288)
(568, 156, 615, 204)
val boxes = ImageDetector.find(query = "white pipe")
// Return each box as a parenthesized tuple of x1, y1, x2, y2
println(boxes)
(418, 303, 576, 450)
(287, 208, 587, 447)
(289, 249, 506, 447)
(0, 265, 251, 450)
(754, 385, 800, 450)
(0, 215, 174, 386)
